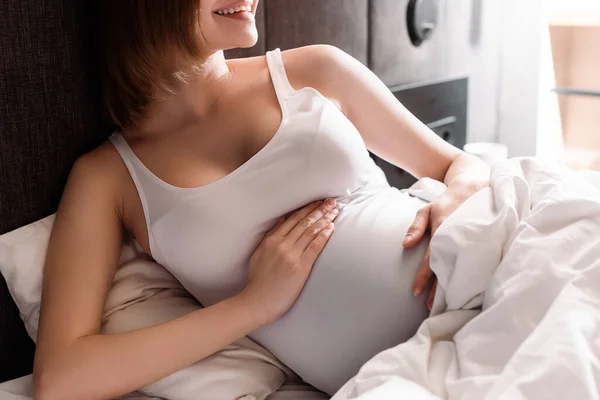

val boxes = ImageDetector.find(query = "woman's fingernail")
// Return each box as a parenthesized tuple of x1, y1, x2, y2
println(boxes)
(403, 235, 412, 245)
(326, 198, 337, 207)
(413, 288, 421, 297)
(330, 208, 339, 216)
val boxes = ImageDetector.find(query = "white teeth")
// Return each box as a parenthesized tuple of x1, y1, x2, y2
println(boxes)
(216, 5, 251, 15)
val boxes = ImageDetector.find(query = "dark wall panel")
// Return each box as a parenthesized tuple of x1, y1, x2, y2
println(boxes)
(0, 0, 109, 382)
(370, 0, 447, 86)
(264, 0, 369, 65)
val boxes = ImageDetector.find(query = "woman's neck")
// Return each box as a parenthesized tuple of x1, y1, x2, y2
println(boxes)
(133, 50, 234, 137)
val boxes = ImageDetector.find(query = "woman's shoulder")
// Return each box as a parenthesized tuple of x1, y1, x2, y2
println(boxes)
(279, 45, 362, 112)
(229, 45, 357, 109)
(228, 45, 351, 89)
(280, 45, 348, 67)
(230, 44, 346, 66)
(75, 139, 127, 180)
(279, 45, 350, 88)
(68, 139, 132, 211)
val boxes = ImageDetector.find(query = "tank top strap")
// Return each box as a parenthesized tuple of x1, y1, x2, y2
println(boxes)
(109, 132, 148, 184)
(109, 132, 153, 232)
(266, 48, 296, 105)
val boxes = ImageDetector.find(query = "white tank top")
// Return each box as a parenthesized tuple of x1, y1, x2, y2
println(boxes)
(110, 49, 430, 394)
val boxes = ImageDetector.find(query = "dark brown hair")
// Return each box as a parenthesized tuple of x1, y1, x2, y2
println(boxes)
(93, 1, 203, 129)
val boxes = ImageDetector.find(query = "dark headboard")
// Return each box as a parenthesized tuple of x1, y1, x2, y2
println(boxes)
(0, 0, 111, 381)
(0, 0, 468, 382)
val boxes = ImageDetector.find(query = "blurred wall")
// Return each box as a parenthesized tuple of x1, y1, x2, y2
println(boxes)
(446, 0, 547, 157)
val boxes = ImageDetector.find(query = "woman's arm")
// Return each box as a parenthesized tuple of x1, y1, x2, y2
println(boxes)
(282, 45, 490, 186)
(34, 154, 264, 400)
(34, 151, 338, 400)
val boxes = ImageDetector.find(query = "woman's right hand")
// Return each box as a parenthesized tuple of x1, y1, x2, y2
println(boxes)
(242, 199, 339, 325)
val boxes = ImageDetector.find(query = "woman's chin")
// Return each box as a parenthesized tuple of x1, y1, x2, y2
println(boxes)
(225, 39, 259, 52)
(237, 32, 259, 49)
(207, 23, 259, 51)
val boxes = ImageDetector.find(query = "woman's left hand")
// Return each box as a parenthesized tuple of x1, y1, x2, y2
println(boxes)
(403, 177, 489, 310)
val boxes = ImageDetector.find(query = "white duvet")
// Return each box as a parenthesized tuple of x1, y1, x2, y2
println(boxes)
(334, 158, 600, 400)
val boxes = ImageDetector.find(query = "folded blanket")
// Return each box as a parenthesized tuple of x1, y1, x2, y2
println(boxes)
(334, 159, 600, 400)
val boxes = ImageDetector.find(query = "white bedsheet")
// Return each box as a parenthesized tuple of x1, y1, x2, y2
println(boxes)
(0, 374, 327, 400)
(334, 158, 600, 400)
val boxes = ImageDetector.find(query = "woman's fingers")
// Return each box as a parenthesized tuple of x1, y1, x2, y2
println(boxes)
(426, 279, 437, 310)
(403, 205, 431, 247)
(413, 246, 433, 296)
(301, 223, 335, 265)
(296, 208, 339, 251)
(273, 201, 324, 237)
(265, 216, 286, 237)
(286, 199, 337, 243)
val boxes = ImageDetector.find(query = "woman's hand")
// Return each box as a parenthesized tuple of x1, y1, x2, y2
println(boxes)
(241, 199, 339, 325)
(403, 177, 488, 310)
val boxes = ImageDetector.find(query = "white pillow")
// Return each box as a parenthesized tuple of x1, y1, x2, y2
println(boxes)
(0, 215, 55, 339)
(0, 215, 289, 400)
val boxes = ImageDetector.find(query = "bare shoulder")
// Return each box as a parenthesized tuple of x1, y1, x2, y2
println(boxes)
(228, 46, 352, 93)
(65, 140, 129, 218)
(228, 46, 361, 111)
(279, 45, 367, 112)
(280, 45, 355, 90)
(71, 141, 126, 187)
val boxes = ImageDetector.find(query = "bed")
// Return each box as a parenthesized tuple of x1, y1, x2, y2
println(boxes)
(3, 1, 600, 398)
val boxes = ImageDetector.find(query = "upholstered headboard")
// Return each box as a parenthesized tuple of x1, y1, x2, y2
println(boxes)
(0, 0, 109, 381)
(0, 0, 470, 382)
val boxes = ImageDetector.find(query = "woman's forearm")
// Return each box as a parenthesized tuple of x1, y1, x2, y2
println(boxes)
(34, 293, 263, 400)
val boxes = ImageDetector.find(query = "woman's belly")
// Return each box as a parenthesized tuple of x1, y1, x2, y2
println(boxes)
(249, 187, 431, 395)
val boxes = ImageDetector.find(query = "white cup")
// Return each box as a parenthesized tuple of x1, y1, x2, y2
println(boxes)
(463, 142, 508, 166)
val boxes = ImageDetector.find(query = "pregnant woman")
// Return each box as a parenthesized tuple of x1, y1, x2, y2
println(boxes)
(33, 1, 490, 398)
